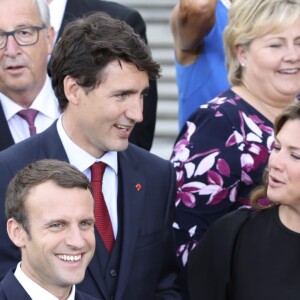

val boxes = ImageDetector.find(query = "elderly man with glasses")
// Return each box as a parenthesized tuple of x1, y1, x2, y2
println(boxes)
(0, 0, 60, 151)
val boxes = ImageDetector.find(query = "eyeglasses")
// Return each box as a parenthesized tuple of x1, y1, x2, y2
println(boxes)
(0, 25, 46, 50)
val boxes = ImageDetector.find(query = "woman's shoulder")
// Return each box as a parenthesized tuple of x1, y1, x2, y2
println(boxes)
(212, 207, 254, 231)
(189, 89, 245, 120)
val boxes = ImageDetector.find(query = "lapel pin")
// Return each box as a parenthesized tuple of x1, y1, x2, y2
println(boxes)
(135, 183, 142, 191)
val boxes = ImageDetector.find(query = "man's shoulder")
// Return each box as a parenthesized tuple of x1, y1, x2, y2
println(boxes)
(0, 269, 28, 300)
(125, 143, 171, 166)
(0, 122, 63, 177)
(76, 289, 100, 300)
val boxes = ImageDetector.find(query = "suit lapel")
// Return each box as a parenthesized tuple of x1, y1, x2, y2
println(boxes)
(37, 121, 69, 161)
(0, 102, 14, 151)
(114, 147, 146, 299)
(85, 233, 110, 300)
(0, 269, 31, 299)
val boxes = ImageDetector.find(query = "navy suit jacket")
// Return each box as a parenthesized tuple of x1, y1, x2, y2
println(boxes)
(0, 122, 180, 299)
(0, 269, 98, 300)
(49, 0, 158, 151)
(0, 104, 14, 151)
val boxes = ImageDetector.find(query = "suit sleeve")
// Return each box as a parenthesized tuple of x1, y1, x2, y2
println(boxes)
(155, 162, 182, 299)
(0, 160, 22, 280)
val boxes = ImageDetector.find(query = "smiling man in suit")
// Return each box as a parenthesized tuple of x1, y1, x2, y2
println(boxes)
(47, 0, 158, 151)
(0, 159, 98, 300)
(0, 12, 180, 300)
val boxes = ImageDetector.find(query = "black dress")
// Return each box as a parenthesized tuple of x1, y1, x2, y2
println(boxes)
(188, 206, 300, 300)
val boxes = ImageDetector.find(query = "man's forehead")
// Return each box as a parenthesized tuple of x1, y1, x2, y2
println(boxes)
(0, 1, 42, 31)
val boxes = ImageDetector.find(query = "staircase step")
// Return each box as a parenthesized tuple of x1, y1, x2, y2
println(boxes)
(157, 82, 178, 99)
(156, 99, 178, 118)
(152, 48, 175, 65)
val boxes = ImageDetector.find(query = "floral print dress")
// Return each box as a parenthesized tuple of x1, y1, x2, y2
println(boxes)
(170, 89, 274, 266)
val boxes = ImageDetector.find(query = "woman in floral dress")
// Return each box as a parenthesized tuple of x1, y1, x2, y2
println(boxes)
(170, 0, 300, 282)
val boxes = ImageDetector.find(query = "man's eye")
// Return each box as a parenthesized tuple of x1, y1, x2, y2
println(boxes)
(17, 29, 31, 36)
(49, 223, 63, 231)
(80, 220, 94, 229)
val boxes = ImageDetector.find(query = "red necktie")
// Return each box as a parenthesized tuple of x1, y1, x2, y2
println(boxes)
(90, 162, 115, 253)
(17, 109, 39, 136)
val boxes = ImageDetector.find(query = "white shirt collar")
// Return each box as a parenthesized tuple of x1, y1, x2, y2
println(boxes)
(0, 75, 59, 121)
(48, 0, 68, 43)
(220, 0, 231, 9)
(14, 262, 76, 300)
(56, 114, 118, 176)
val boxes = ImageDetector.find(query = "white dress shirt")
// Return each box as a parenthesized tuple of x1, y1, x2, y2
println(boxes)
(48, 0, 68, 43)
(57, 115, 119, 238)
(14, 262, 76, 300)
(0, 76, 60, 143)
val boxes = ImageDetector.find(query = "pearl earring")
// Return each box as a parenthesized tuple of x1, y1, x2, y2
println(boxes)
(241, 62, 246, 67)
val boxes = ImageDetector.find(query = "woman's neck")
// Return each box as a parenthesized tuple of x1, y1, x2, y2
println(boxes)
(232, 85, 297, 123)
(279, 205, 300, 234)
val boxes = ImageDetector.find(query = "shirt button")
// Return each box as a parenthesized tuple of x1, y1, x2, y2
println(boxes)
(110, 269, 117, 277)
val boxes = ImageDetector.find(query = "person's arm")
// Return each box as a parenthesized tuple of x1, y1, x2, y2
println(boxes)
(170, 0, 218, 65)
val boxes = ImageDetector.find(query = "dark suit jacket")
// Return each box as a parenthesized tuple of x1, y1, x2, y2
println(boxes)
(49, 0, 158, 151)
(0, 122, 180, 299)
(0, 268, 98, 300)
(0, 104, 13, 151)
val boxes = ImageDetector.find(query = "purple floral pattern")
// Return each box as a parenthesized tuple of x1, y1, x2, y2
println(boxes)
(170, 89, 274, 266)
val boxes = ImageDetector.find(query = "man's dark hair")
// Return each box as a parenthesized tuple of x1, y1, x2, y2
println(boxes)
(5, 159, 93, 234)
(51, 11, 161, 111)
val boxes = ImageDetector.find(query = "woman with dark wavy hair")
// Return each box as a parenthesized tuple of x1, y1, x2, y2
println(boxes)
(188, 102, 300, 300)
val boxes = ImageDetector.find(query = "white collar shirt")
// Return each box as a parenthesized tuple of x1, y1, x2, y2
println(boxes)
(56, 114, 119, 238)
(48, 0, 68, 43)
(0, 75, 60, 143)
(14, 262, 76, 300)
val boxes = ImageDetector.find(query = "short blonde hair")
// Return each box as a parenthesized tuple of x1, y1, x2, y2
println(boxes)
(223, 0, 300, 85)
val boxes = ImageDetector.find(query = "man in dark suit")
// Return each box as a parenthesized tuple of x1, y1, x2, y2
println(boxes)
(0, 159, 98, 300)
(0, 12, 180, 300)
(48, 0, 158, 151)
(0, 0, 60, 151)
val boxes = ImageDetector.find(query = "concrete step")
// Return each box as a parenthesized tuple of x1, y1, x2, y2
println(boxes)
(156, 99, 178, 119)
(151, 48, 174, 65)
(147, 24, 174, 46)
(155, 119, 179, 137)
(151, 136, 176, 160)
(157, 82, 178, 100)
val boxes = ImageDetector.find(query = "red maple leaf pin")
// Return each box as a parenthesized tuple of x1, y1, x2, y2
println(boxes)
(135, 183, 142, 191)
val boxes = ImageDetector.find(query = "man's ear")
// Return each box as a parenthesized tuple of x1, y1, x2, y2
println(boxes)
(7, 218, 27, 248)
(46, 26, 56, 55)
(63, 76, 81, 105)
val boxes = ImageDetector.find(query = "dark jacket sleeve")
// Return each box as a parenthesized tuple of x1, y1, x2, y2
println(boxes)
(188, 208, 251, 300)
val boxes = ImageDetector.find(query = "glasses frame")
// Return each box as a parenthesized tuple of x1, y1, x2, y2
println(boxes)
(0, 25, 46, 50)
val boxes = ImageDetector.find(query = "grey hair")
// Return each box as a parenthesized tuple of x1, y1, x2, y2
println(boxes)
(32, 0, 51, 28)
